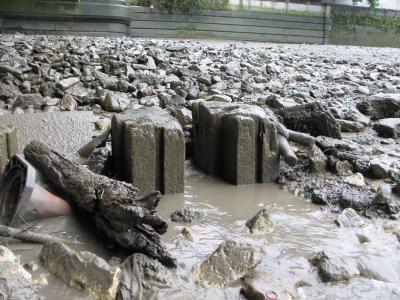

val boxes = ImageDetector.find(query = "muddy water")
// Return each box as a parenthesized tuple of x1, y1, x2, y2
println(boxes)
(2, 171, 400, 299)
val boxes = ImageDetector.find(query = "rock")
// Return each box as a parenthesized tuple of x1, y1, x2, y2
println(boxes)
(335, 160, 353, 176)
(59, 93, 77, 111)
(112, 107, 185, 196)
(117, 253, 172, 300)
(181, 227, 198, 241)
(14, 93, 45, 109)
(339, 189, 373, 211)
(240, 282, 278, 300)
(56, 77, 80, 91)
(102, 91, 131, 112)
(41, 242, 121, 300)
(335, 208, 365, 227)
(139, 95, 159, 107)
(356, 85, 370, 95)
(266, 97, 298, 109)
(311, 189, 328, 205)
(0, 245, 40, 299)
(337, 119, 365, 133)
(309, 145, 327, 173)
(246, 208, 274, 235)
(345, 173, 365, 187)
(375, 184, 392, 205)
(174, 107, 192, 127)
(195, 240, 261, 286)
(370, 159, 390, 179)
(278, 102, 341, 138)
(373, 118, 400, 138)
(357, 93, 400, 120)
(170, 208, 204, 223)
(309, 250, 359, 282)
(205, 94, 232, 102)
(24, 261, 39, 271)
(375, 184, 399, 214)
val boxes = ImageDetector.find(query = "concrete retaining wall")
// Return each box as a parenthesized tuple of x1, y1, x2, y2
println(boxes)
(130, 7, 331, 44)
(0, 0, 331, 45)
(0, 0, 131, 36)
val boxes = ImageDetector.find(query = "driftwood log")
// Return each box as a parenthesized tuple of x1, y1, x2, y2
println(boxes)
(24, 140, 176, 268)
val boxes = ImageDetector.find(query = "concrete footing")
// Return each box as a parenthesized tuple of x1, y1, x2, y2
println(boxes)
(0, 125, 17, 173)
(112, 107, 184, 196)
(193, 101, 280, 185)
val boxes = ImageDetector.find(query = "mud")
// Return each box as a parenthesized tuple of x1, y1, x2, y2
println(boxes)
(2, 170, 398, 299)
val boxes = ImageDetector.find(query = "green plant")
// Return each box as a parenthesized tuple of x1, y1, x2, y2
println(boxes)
(352, 0, 379, 10)
(158, 0, 228, 14)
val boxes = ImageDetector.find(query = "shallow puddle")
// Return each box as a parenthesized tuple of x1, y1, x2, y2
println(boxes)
(2, 172, 400, 299)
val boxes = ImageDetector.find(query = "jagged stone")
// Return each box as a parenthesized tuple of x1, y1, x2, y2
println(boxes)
(112, 107, 184, 196)
(335, 208, 365, 228)
(56, 77, 80, 91)
(41, 242, 121, 300)
(14, 94, 45, 109)
(357, 93, 400, 120)
(309, 250, 359, 282)
(195, 240, 261, 286)
(373, 118, 400, 138)
(170, 208, 204, 223)
(335, 160, 353, 176)
(59, 93, 77, 111)
(246, 208, 274, 235)
(102, 91, 131, 112)
(309, 145, 327, 173)
(278, 102, 341, 138)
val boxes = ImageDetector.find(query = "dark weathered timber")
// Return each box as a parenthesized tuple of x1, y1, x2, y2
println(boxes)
(24, 140, 176, 268)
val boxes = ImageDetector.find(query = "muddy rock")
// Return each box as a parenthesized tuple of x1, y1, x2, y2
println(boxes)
(41, 242, 121, 300)
(311, 189, 328, 205)
(59, 93, 77, 111)
(56, 77, 80, 91)
(14, 93, 45, 109)
(309, 145, 327, 173)
(345, 173, 365, 187)
(373, 118, 400, 138)
(335, 160, 353, 176)
(0, 245, 40, 300)
(335, 208, 365, 228)
(117, 253, 172, 300)
(375, 184, 400, 214)
(102, 91, 131, 112)
(278, 102, 341, 138)
(246, 208, 274, 235)
(357, 93, 400, 120)
(309, 250, 359, 282)
(370, 159, 390, 179)
(170, 208, 204, 223)
(196, 240, 261, 286)
(339, 188, 374, 211)
(337, 119, 365, 133)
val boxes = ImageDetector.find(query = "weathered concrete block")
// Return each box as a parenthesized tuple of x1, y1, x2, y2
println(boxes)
(193, 101, 281, 184)
(112, 107, 184, 196)
(0, 125, 17, 172)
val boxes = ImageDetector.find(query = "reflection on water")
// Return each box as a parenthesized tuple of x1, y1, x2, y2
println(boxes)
(2, 173, 400, 299)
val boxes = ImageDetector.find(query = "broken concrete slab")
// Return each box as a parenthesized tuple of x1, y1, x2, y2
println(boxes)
(14, 94, 45, 109)
(41, 242, 121, 300)
(192, 101, 281, 185)
(56, 77, 80, 91)
(112, 107, 184, 196)
(0, 111, 96, 154)
(278, 102, 341, 138)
